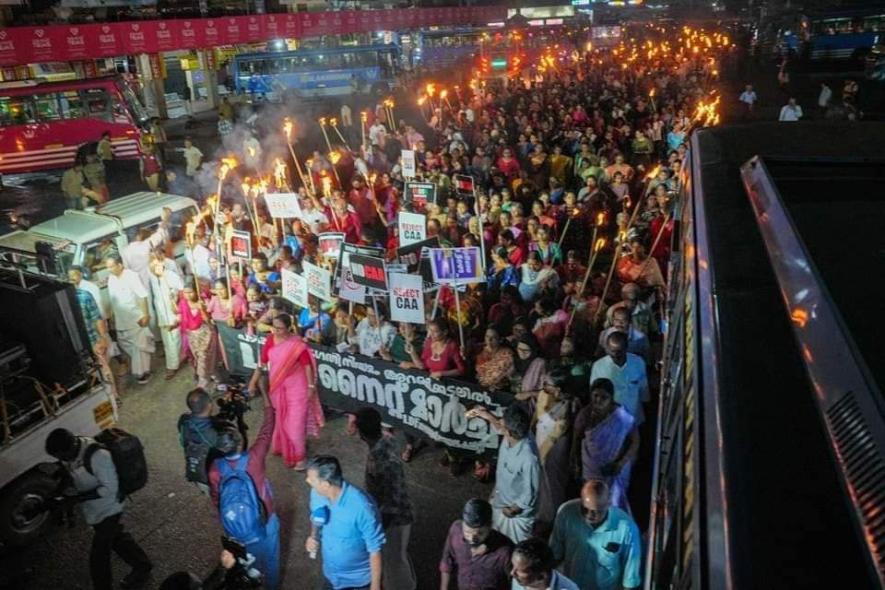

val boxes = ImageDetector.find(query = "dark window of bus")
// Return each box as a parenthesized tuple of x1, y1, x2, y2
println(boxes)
(83, 89, 110, 121)
(0, 96, 36, 125)
(33, 93, 62, 122)
(58, 90, 85, 119)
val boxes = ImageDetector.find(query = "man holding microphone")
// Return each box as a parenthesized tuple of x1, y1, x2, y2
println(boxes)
(305, 455, 385, 590)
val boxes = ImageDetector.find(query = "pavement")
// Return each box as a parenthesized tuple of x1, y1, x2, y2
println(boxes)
(0, 356, 491, 590)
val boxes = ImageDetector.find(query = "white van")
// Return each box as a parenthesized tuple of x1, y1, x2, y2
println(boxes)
(0, 191, 200, 293)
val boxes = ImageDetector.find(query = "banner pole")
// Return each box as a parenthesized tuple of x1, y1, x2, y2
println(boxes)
(449, 251, 465, 350)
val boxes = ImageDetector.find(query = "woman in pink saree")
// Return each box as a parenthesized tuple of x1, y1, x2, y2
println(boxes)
(248, 313, 324, 470)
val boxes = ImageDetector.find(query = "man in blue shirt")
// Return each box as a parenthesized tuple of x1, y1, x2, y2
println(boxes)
(305, 455, 385, 590)
(549, 479, 641, 590)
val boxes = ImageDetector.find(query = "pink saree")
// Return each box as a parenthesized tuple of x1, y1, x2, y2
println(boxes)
(267, 336, 325, 467)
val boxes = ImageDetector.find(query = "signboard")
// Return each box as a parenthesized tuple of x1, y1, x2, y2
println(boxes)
(303, 260, 333, 302)
(396, 236, 439, 288)
(336, 243, 385, 304)
(281, 268, 308, 309)
(318, 232, 345, 261)
(453, 174, 475, 196)
(230, 229, 252, 260)
(398, 211, 426, 246)
(430, 247, 484, 284)
(389, 273, 424, 324)
(403, 181, 436, 207)
(401, 149, 417, 179)
(264, 192, 303, 219)
(349, 253, 387, 291)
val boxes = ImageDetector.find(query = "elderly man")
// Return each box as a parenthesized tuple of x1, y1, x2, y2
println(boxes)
(605, 282, 655, 337)
(122, 208, 170, 288)
(511, 538, 578, 590)
(597, 307, 650, 362)
(549, 479, 641, 590)
(105, 254, 154, 384)
(148, 257, 183, 380)
(590, 332, 649, 423)
(468, 405, 540, 543)
(440, 498, 513, 590)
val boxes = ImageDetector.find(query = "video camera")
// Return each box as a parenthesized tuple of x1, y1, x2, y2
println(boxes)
(215, 381, 250, 451)
(218, 536, 262, 589)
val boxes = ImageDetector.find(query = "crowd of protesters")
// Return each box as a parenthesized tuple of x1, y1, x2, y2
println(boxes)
(59, 24, 733, 590)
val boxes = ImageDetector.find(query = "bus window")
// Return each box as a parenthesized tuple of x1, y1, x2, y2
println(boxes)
(34, 93, 62, 122)
(58, 90, 84, 119)
(0, 96, 35, 125)
(83, 89, 110, 120)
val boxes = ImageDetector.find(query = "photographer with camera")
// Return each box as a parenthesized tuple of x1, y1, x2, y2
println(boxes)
(44, 428, 153, 590)
(178, 387, 228, 495)
(208, 395, 280, 590)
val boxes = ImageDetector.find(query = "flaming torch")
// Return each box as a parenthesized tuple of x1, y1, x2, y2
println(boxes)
(360, 111, 368, 149)
(329, 117, 350, 151)
(282, 117, 309, 190)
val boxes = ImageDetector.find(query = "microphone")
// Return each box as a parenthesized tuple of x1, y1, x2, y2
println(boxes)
(309, 506, 330, 560)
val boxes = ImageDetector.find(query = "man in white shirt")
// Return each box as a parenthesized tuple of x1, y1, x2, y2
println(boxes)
(818, 82, 832, 115)
(243, 133, 262, 170)
(300, 196, 330, 235)
(106, 254, 154, 384)
(369, 121, 387, 147)
(148, 258, 183, 380)
(590, 332, 649, 424)
(189, 234, 213, 281)
(340, 102, 353, 128)
(511, 538, 579, 590)
(122, 208, 170, 288)
(180, 136, 203, 178)
(738, 84, 757, 118)
(778, 98, 803, 122)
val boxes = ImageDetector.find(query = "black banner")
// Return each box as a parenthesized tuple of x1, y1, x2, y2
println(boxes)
(396, 236, 439, 288)
(216, 326, 505, 454)
(334, 242, 385, 296)
(349, 253, 387, 291)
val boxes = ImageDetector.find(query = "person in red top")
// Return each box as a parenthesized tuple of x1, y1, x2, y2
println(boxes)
(498, 229, 526, 267)
(208, 400, 280, 589)
(325, 195, 362, 244)
(496, 147, 521, 184)
(348, 176, 378, 228)
(409, 318, 465, 379)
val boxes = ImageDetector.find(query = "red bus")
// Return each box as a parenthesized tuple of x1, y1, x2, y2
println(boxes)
(0, 75, 148, 174)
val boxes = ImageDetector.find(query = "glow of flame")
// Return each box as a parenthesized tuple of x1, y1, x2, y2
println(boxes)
(319, 117, 327, 126)
(329, 117, 338, 127)
(596, 212, 605, 226)
(594, 237, 606, 252)
(282, 117, 293, 142)
(426, 83, 436, 97)
(440, 90, 448, 100)
(360, 111, 368, 122)
(418, 96, 427, 106)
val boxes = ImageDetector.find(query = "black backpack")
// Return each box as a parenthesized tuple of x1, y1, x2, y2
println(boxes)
(179, 417, 218, 485)
(85, 428, 148, 501)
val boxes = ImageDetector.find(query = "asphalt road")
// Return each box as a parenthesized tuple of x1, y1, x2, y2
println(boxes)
(0, 358, 491, 590)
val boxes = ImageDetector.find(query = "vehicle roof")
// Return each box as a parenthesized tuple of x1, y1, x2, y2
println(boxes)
(28, 211, 118, 245)
(0, 229, 67, 254)
(0, 74, 123, 94)
(235, 43, 398, 59)
(94, 191, 198, 228)
(1, 192, 198, 247)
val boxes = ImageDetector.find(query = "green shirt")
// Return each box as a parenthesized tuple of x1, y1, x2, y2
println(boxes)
(389, 333, 425, 364)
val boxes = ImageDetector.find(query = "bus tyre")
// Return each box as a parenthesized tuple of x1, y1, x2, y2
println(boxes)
(0, 471, 58, 547)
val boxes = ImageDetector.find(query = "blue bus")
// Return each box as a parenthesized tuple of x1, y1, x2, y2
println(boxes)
(783, 8, 885, 60)
(232, 44, 401, 99)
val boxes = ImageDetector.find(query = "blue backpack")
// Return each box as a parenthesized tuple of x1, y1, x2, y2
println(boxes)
(217, 454, 270, 545)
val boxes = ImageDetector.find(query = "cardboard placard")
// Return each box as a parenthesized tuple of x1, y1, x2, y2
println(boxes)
(389, 272, 425, 324)
(430, 247, 484, 284)
(318, 232, 346, 261)
(303, 260, 333, 302)
(403, 181, 437, 207)
(264, 192, 303, 219)
(398, 211, 427, 246)
(349, 253, 387, 291)
(401, 149, 417, 179)
(336, 243, 385, 304)
(230, 229, 252, 260)
(453, 174, 475, 196)
(281, 268, 309, 309)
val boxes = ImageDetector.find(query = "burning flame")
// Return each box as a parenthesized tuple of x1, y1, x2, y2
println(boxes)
(328, 151, 342, 165)
(418, 96, 427, 106)
(360, 111, 368, 122)
(596, 212, 606, 226)
(282, 117, 293, 142)
(426, 83, 436, 97)
(319, 117, 327, 126)
(594, 237, 606, 252)
(440, 90, 448, 100)
(329, 117, 338, 127)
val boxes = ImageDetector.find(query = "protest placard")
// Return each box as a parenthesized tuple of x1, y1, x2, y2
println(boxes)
(430, 247, 484, 284)
(403, 181, 436, 207)
(398, 211, 426, 246)
(281, 268, 309, 309)
(230, 230, 252, 260)
(303, 260, 333, 302)
(396, 236, 439, 288)
(318, 232, 346, 261)
(401, 149, 417, 179)
(264, 192, 303, 219)
(389, 273, 424, 324)
(349, 254, 387, 291)
(335, 243, 385, 304)
(453, 174, 475, 196)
